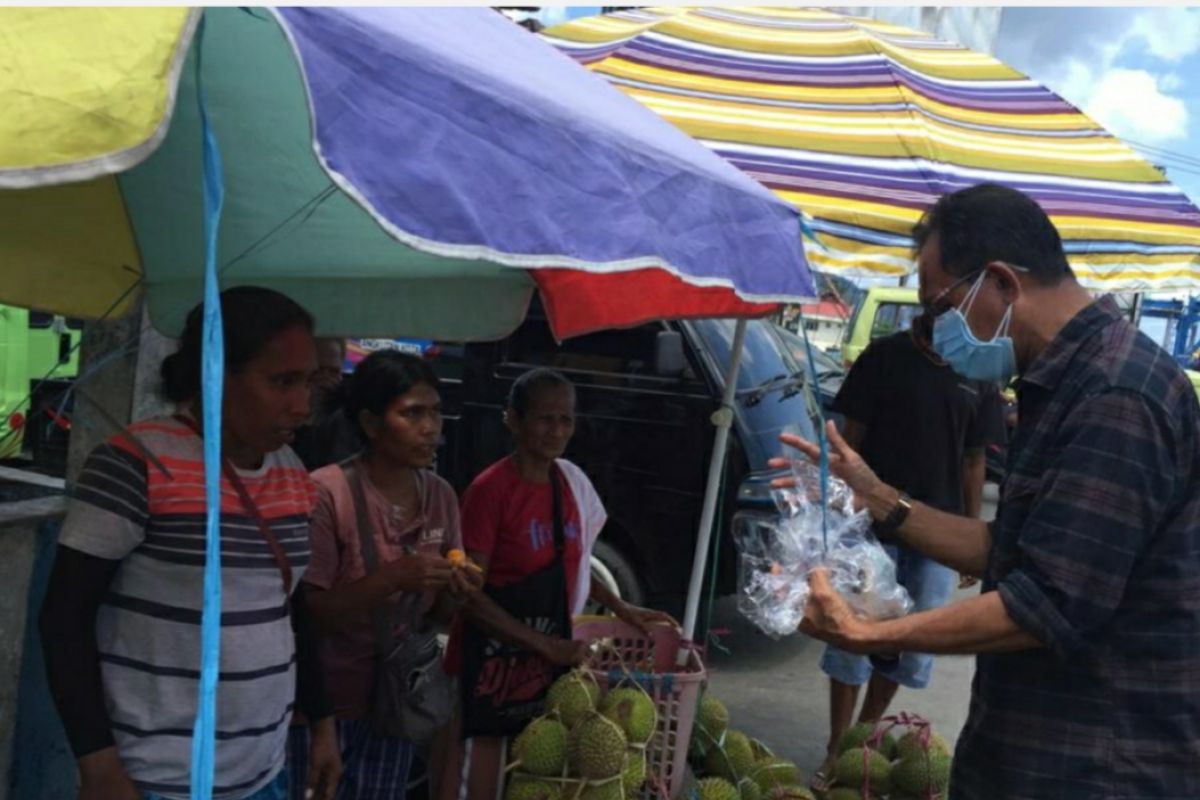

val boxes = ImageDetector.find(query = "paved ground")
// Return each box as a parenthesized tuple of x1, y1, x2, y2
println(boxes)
(701, 485, 998, 781)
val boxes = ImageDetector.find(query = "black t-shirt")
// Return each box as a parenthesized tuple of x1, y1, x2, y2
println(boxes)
(832, 331, 1005, 515)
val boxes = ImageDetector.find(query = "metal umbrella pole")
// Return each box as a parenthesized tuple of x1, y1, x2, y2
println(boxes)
(680, 317, 748, 654)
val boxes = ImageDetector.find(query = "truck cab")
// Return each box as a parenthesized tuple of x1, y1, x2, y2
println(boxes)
(0, 305, 81, 464)
(840, 286, 921, 366)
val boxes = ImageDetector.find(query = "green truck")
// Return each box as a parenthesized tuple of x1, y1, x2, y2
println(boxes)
(0, 305, 81, 460)
(840, 286, 922, 366)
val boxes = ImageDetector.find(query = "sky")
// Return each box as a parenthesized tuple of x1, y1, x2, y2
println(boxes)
(994, 7, 1200, 206)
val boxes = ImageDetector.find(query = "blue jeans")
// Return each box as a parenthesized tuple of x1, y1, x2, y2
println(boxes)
(143, 768, 287, 800)
(820, 545, 955, 689)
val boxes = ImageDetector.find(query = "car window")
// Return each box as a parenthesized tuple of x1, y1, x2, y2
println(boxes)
(690, 319, 817, 469)
(871, 302, 921, 340)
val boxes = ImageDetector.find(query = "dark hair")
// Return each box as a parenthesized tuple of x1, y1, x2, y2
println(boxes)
(912, 183, 1073, 285)
(342, 350, 440, 435)
(507, 368, 574, 419)
(160, 286, 314, 403)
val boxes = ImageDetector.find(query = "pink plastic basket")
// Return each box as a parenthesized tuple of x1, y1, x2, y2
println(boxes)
(573, 616, 706, 800)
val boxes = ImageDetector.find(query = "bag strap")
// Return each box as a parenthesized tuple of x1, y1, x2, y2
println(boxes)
(550, 462, 565, 556)
(175, 414, 293, 595)
(342, 461, 425, 655)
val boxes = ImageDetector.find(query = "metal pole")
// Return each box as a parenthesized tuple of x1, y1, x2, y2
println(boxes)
(680, 318, 748, 653)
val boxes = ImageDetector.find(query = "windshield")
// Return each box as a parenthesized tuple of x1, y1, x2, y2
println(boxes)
(771, 325, 842, 377)
(871, 301, 921, 340)
(688, 319, 817, 471)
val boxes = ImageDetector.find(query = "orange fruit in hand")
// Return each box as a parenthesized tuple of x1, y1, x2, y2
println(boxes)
(447, 548, 482, 572)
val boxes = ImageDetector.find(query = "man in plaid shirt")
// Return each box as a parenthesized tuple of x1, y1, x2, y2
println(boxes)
(782, 184, 1200, 799)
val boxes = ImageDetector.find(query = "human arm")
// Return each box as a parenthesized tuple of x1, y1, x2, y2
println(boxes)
(775, 421, 992, 576)
(41, 442, 153, 799)
(39, 547, 140, 800)
(457, 476, 587, 666)
(290, 587, 341, 800)
(799, 569, 1040, 655)
(428, 492, 482, 626)
(587, 578, 678, 634)
(460, 549, 588, 666)
(301, 483, 454, 633)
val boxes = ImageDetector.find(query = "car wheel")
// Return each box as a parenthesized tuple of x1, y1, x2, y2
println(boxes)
(589, 539, 645, 609)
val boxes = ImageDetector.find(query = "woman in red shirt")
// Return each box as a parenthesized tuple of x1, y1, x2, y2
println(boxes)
(437, 368, 674, 800)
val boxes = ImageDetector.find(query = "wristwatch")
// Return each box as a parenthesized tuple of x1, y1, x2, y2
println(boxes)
(872, 491, 912, 539)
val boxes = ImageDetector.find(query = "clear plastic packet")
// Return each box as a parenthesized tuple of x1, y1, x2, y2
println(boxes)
(733, 458, 913, 638)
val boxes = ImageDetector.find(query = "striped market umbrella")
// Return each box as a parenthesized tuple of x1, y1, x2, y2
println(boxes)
(1, 8, 818, 796)
(543, 6, 1200, 290)
(0, 7, 813, 341)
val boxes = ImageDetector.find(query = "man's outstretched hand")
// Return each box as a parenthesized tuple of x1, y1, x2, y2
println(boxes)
(798, 568, 880, 654)
(768, 420, 883, 506)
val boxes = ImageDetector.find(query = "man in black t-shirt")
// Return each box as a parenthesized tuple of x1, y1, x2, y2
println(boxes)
(813, 313, 1004, 788)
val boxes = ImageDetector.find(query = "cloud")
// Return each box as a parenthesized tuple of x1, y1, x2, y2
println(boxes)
(1084, 69, 1189, 145)
(1129, 8, 1200, 62)
(996, 8, 1197, 146)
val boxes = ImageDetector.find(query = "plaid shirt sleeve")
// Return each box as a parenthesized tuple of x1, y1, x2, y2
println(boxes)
(997, 388, 1177, 662)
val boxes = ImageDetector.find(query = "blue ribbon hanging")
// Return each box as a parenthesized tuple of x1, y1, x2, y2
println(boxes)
(798, 314, 831, 550)
(190, 13, 227, 800)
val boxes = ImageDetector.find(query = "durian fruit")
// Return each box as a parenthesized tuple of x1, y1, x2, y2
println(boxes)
(548, 671, 600, 729)
(833, 748, 892, 796)
(579, 781, 624, 800)
(824, 790, 863, 800)
(836, 722, 896, 760)
(506, 779, 560, 800)
(621, 749, 647, 795)
(748, 738, 774, 762)
(696, 694, 730, 741)
(568, 712, 628, 780)
(763, 786, 816, 800)
(703, 730, 756, 782)
(748, 759, 801, 792)
(737, 778, 761, 800)
(697, 777, 740, 800)
(768, 786, 816, 800)
(600, 688, 658, 746)
(891, 751, 951, 797)
(893, 730, 950, 762)
(513, 718, 569, 776)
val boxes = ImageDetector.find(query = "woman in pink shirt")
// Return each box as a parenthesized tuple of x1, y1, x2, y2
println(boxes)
(288, 350, 477, 799)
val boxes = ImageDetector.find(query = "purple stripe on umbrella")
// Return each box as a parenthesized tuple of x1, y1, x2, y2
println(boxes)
(717, 154, 1200, 220)
(276, 7, 815, 300)
(613, 47, 1077, 115)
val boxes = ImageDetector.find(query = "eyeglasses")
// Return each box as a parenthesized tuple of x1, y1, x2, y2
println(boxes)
(925, 269, 983, 318)
(923, 262, 1032, 318)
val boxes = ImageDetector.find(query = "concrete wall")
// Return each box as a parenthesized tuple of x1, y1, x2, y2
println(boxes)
(0, 499, 66, 800)
(2, 304, 172, 798)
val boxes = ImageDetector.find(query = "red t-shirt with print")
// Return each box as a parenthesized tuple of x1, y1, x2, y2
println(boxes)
(445, 456, 583, 674)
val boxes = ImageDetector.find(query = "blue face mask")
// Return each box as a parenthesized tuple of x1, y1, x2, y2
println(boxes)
(932, 272, 1016, 383)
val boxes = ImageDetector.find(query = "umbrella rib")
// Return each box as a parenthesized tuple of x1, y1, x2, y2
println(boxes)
(219, 183, 339, 275)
